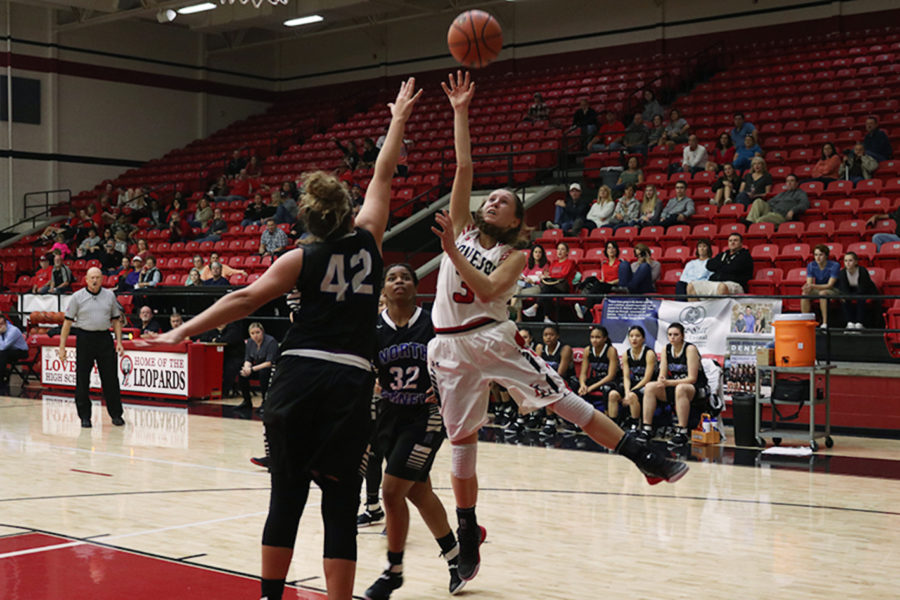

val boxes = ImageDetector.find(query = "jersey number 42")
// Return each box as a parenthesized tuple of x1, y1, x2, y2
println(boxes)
(319, 250, 374, 301)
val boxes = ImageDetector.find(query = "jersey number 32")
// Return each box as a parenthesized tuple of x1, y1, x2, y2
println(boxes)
(320, 250, 374, 301)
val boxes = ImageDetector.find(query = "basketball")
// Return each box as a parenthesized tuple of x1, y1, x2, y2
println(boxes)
(447, 10, 503, 69)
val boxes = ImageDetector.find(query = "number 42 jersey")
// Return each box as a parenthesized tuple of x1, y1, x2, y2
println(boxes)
(432, 224, 517, 331)
(375, 307, 435, 405)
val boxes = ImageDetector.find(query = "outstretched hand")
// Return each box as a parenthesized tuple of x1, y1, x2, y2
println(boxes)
(133, 329, 185, 347)
(431, 210, 457, 254)
(388, 77, 423, 121)
(441, 70, 475, 110)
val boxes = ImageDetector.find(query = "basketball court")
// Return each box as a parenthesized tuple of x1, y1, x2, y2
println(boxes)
(2, 392, 899, 599)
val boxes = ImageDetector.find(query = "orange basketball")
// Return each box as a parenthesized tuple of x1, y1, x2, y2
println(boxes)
(448, 10, 503, 69)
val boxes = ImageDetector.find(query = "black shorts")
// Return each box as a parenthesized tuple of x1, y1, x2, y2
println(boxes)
(663, 382, 708, 405)
(263, 356, 375, 481)
(625, 387, 645, 402)
(583, 383, 616, 410)
(373, 402, 445, 482)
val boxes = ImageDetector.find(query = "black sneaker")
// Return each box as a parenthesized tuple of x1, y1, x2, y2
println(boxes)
(558, 419, 579, 436)
(635, 427, 653, 443)
(364, 568, 402, 600)
(504, 418, 524, 435)
(446, 555, 467, 595)
(250, 456, 270, 469)
(456, 524, 487, 582)
(623, 417, 640, 432)
(523, 411, 543, 429)
(493, 411, 510, 427)
(357, 506, 385, 528)
(667, 431, 690, 450)
(540, 418, 557, 437)
(111, 416, 125, 427)
(617, 430, 689, 485)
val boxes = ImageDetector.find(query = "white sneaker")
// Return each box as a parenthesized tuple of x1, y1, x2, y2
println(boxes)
(574, 303, 585, 320)
(846, 322, 857, 329)
(522, 304, 538, 318)
(543, 317, 554, 324)
(853, 322, 864, 330)
(819, 323, 828, 329)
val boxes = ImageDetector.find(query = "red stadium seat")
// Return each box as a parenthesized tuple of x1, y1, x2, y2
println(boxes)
(772, 221, 805, 244)
(689, 223, 717, 243)
(660, 246, 692, 269)
(781, 267, 808, 312)
(846, 242, 876, 264)
(852, 178, 883, 198)
(657, 269, 683, 295)
(750, 244, 779, 268)
(748, 268, 784, 296)
(717, 222, 745, 245)
(661, 224, 691, 247)
(875, 242, 900, 271)
(776, 243, 810, 272)
(713, 203, 746, 226)
(835, 220, 867, 246)
(805, 220, 836, 246)
(822, 179, 854, 198)
(745, 222, 775, 244)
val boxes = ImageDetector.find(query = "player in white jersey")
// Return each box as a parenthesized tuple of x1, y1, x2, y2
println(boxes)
(427, 71, 689, 586)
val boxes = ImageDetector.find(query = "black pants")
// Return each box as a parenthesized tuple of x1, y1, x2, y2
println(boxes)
(75, 330, 122, 420)
(222, 356, 243, 396)
(239, 366, 272, 404)
(0, 348, 28, 382)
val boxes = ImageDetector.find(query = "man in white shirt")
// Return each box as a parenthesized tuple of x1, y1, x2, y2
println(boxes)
(673, 135, 708, 175)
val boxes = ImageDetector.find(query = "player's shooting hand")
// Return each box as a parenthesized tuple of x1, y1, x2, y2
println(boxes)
(388, 77, 423, 122)
(431, 211, 457, 254)
(441, 70, 475, 110)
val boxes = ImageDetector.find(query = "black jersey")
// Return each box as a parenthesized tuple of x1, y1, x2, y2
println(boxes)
(665, 342, 708, 388)
(586, 343, 618, 385)
(626, 346, 653, 386)
(281, 228, 383, 360)
(375, 307, 435, 405)
(541, 342, 572, 378)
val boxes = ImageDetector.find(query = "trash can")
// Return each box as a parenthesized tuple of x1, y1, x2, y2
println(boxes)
(731, 392, 757, 447)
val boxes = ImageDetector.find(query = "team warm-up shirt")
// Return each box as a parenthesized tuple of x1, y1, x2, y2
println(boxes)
(585, 343, 619, 385)
(375, 307, 435, 405)
(432, 224, 516, 331)
(665, 342, 708, 388)
(626, 345, 654, 386)
(281, 227, 383, 365)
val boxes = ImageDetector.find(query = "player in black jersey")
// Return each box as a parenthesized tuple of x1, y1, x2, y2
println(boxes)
(521, 324, 575, 435)
(639, 322, 709, 449)
(607, 325, 657, 431)
(577, 326, 620, 414)
(363, 264, 464, 600)
(146, 79, 421, 600)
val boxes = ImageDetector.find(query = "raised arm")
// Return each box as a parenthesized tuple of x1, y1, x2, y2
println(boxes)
(441, 71, 476, 235)
(355, 78, 422, 249)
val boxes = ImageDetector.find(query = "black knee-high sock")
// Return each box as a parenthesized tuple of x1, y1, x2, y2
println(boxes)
(456, 507, 477, 531)
(437, 531, 458, 560)
(261, 578, 285, 600)
(365, 450, 383, 507)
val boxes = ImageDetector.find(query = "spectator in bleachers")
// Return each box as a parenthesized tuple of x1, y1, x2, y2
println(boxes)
(258, 218, 290, 258)
(110, 213, 135, 243)
(97, 194, 117, 226)
(600, 240, 622, 285)
(733, 133, 763, 171)
(863, 116, 893, 162)
(677, 238, 713, 296)
(200, 252, 245, 280)
(136, 305, 161, 338)
(39, 251, 73, 294)
(169, 312, 184, 331)
(687, 233, 754, 297)
(395, 136, 412, 178)
(806, 142, 842, 186)
(245, 155, 262, 178)
(189, 197, 214, 229)
(620, 243, 661, 294)
(134, 238, 150, 261)
(241, 193, 270, 227)
(279, 180, 299, 202)
(202, 262, 230, 286)
(588, 111, 625, 153)
(0, 314, 28, 385)
(711, 163, 742, 206)
(194, 207, 228, 244)
(647, 114, 666, 150)
(660, 108, 689, 150)
(515, 244, 547, 321)
(868, 204, 900, 250)
(37, 209, 77, 245)
(167, 213, 192, 244)
(638, 184, 663, 227)
(614, 156, 644, 196)
(657, 180, 695, 228)
(76, 228, 102, 260)
(146, 199, 167, 229)
(621, 113, 650, 155)
(801, 244, 839, 328)
(98, 239, 122, 276)
(837, 251, 879, 330)
(707, 132, 735, 172)
(274, 190, 298, 225)
(550, 183, 589, 232)
(539, 241, 577, 323)
(167, 195, 186, 223)
(113, 230, 130, 256)
(746, 173, 808, 225)
(359, 138, 379, 169)
(30, 255, 52, 294)
(524, 92, 550, 123)
(842, 142, 879, 183)
(735, 157, 772, 206)
(333, 137, 360, 171)
(729, 113, 757, 148)
(567, 97, 598, 149)
(134, 255, 162, 289)
(184, 267, 203, 286)
(210, 176, 230, 201)
(121, 256, 142, 291)
(50, 233, 71, 260)
(114, 256, 130, 278)
(672, 134, 707, 175)
(609, 184, 641, 230)
(225, 149, 247, 177)
(228, 169, 253, 201)
(288, 211, 308, 242)
(574, 184, 616, 232)
(640, 90, 663, 123)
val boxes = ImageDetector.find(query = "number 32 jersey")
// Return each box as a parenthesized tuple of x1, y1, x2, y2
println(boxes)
(375, 307, 435, 405)
(282, 227, 383, 361)
(432, 225, 516, 331)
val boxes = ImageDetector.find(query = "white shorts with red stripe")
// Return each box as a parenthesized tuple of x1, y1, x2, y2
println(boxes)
(427, 320, 577, 442)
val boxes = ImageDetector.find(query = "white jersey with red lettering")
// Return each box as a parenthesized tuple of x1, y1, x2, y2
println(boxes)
(432, 224, 516, 332)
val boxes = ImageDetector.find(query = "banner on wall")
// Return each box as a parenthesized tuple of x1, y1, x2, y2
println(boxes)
(42, 347, 189, 397)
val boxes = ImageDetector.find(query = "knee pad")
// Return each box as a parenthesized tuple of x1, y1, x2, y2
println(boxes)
(551, 393, 595, 428)
(318, 476, 360, 561)
(451, 443, 478, 480)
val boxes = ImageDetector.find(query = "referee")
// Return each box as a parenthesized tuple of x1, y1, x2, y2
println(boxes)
(58, 267, 126, 428)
